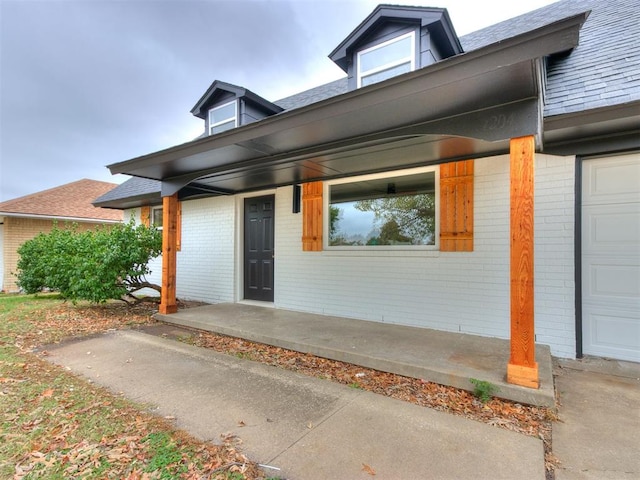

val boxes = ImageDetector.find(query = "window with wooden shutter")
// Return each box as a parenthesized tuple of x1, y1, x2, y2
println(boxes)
(302, 181, 323, 251)
(140, 206, 151, 227)
(439, 160, 474, 252)
(141, 203, 181, 250)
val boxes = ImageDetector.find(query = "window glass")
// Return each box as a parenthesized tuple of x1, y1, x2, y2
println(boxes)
(208, 101, 237, 135)
(211, 120, 236, 134)
(358, 32, 414, 87)
(361, 63, 412, 87)
(359, 34, 413, 72)
(329, 170, 436, 247)
(152, 207, 163, 228)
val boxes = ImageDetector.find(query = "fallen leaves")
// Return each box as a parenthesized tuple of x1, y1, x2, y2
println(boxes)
(184, 327, 558, 475)
(1, 299, 266, 480)
(362, 463, 376, 475)
(190, 329, 553, 439)
(14, 301, 157, 351)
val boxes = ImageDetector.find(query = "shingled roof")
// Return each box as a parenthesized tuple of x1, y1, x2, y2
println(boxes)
(96, 0, 639, 208)
(265, 0, 639, 117)
(0, 179, 123, 222)
(461, 0, 639, 117)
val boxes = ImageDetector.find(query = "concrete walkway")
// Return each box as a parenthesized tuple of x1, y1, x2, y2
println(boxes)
(156, 303, 554, 407)
(45, 329, 545, 480)
(553, 358, 640, 480)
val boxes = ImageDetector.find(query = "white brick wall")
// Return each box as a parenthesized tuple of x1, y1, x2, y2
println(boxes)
(175, 196, 236, 303)
(131, 152, 577, 358)
(274, 154, 576, 358)
(126, 198, 236, 303)
(533, 154, 576, 358)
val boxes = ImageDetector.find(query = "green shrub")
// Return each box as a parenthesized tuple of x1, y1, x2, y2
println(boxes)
(16, 220, 162, 303)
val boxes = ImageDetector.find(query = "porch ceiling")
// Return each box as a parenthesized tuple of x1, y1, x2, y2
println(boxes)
(108, 12, 587, 198)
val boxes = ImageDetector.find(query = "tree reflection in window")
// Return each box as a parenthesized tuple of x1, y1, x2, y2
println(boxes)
(329, 170, 436, 247)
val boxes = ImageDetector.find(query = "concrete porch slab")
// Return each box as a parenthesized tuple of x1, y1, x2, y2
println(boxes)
(155, 303, 555, 407)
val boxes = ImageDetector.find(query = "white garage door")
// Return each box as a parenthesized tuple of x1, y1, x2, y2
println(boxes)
(582, 152, 640, 362)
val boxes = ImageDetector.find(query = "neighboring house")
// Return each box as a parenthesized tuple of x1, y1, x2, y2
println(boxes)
(0, 179, 123, 292)
(95, 0, 640, 388)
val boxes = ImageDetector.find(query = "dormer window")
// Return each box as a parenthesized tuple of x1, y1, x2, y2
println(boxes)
(329, 6, 462, 92)
(208, 100, 237, 135)
(357, 31, 415, 87)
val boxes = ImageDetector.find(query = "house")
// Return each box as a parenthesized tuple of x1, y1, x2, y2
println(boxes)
(0, 179, 123, 292)
(94, 0, 640, 388)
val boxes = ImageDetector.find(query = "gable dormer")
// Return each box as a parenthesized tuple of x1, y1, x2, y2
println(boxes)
(329, 5, 462, 90)
(190, 80, 283, 136)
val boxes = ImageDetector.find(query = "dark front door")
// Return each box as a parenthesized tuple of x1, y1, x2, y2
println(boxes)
(244, 195, 275, 301)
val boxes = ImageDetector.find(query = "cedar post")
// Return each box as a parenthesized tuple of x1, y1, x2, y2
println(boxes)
(507, 135, 539, 388)
(159, 193, 178, 314)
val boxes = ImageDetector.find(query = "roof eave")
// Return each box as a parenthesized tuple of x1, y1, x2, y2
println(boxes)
(0, 212, 122, 223)
(543, 100, 640, 156)
(108, 12, 587, 195)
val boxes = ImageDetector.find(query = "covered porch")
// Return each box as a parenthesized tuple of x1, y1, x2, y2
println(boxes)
(155, 303, 555, 407)
(108, 13, 591, 393)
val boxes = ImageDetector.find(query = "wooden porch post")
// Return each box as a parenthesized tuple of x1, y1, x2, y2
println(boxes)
(159, 193, 178, 314)
(507, 135, 539, 388)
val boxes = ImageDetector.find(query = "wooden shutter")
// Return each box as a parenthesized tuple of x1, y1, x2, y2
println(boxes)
(140, 205, 151, 226)
(302, 181, 323, 251)
(440, 160, 474, 252)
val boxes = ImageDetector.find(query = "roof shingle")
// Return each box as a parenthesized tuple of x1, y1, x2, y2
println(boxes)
(0, 179, 123, 222)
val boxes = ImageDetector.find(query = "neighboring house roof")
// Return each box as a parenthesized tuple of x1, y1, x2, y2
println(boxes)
(0, 179, 123, 222)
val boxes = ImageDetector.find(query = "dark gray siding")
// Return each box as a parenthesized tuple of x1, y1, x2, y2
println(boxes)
(240, 100, 276, 126)
(419, 31, 437, 67)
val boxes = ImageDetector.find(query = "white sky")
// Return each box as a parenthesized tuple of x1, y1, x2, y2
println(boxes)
(0, 0, 557, 201)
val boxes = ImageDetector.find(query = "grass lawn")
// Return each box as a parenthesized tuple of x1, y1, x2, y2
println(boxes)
(0, 294, 267, 479)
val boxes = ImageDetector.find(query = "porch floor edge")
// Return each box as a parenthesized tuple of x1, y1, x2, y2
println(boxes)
(155, 303, 555, 408)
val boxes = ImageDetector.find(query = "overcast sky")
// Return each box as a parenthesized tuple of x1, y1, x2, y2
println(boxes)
(0, 0, 557, 201)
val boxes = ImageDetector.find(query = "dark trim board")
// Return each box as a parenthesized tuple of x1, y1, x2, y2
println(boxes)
(574, 156, 583, 358)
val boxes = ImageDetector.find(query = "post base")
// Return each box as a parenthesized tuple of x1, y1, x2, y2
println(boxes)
(159, 303, 178, 315)
(507, 362, 540, 389)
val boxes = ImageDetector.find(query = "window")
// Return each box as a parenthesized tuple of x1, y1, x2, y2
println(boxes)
(208, 100, 237, 135)
(152, 206, 163, 228)
(327, 167, 437, 248)
(357, 31, 415, 87)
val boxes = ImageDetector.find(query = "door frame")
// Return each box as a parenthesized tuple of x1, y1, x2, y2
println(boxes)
(235, 190, 276, 304)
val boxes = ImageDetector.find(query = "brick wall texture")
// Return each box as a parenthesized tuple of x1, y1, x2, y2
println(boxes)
(1, 218, 106, 292)
(130, 153, 577, 358)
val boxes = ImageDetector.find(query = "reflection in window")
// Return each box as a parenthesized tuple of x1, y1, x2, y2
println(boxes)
(208, 100, 237, 135)
(329, 170, 436, 247)
(357, 32, 415, 87)
(152, 206, 163, 228)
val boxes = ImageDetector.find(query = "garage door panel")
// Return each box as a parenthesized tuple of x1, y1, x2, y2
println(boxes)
(583, 261, 640, 303)
(582, 153, 640, 362)
(583, 309, 640, 362)
(582, 204, 640, 255)
(583, 153, 640, 205)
